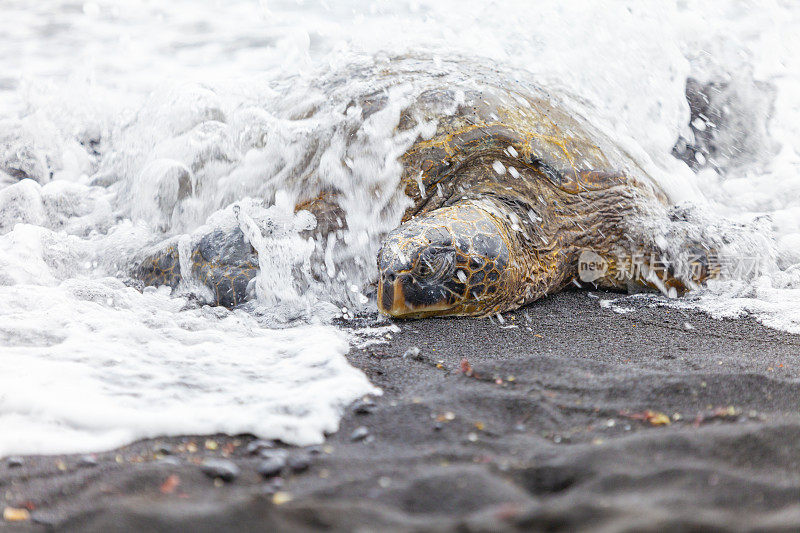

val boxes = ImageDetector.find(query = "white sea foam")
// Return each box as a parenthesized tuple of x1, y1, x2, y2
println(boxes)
(0, 223, 377, 456)
(1, 0, 799, 455)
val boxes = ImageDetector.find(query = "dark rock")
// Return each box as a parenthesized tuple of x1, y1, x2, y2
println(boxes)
(6, 456, 24, 468)
(260, 477, 284, 494)
(259, 448, 288, 460)
(288, 455, 311, 473)
(257, 456, 287, 478)
(200, 459, 240, 482)
(246, 439, 274, 455)
(351, 426, 370, 441)
(353, 399, 376, 415)
(306, 445, 323, 455)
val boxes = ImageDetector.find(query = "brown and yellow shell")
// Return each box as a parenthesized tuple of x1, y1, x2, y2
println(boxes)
(392, 84, 663, 223)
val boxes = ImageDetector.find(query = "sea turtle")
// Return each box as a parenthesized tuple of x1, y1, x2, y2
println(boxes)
(133, 59, 716, 317)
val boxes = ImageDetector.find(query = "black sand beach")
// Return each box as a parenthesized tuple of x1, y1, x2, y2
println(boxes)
(3, 290, 800, 532)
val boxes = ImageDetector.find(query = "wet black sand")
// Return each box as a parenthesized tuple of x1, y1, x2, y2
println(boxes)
(3, 290, 800, 532)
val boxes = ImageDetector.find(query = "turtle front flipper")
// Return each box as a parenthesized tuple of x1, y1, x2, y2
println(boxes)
(580, 243, 721, 296)
(133, 227, 259, 308)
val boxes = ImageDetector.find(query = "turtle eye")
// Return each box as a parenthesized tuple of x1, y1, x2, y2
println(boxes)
(414, 247, 455, 281)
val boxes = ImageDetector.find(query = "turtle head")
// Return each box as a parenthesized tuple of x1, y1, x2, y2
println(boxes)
(377, 202, 522, 318)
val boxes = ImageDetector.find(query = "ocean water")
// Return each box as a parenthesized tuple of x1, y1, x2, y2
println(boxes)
(1, 0, 798, 455)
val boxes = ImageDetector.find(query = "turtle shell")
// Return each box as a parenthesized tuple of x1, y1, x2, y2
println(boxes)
(385, 72, 661, 221)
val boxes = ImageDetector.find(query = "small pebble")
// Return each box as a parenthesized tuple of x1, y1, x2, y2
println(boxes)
(288, 455, 311, 473)
(433, 422, 443, 431)
(261, 477, 284, 495)
(402, 347, 422, 360)
(352, 399, 376, 415)
(272, 491, 293, 505)
(154, 444, 172, 455)
(3, 507, 30, 522)
(78, 455, 98, 468)
(306, 446, 323, 455)
(29, 510, 57, 527)
(246, 439, 274, 455)
(6, 457, 23, 468)
(259, 448, 288, 460)
(200, 459, 240, 482)
(257, 456, 287, 478)
(158, 456, 182, 467)
(350, 426, 370, 441)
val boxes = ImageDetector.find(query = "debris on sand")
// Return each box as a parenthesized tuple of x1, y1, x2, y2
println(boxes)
(460, 358, 473, 376)
(160, 474, 180, 494)
(3, 507, 30, 522)
(622, 410, 671, 426)
(436, 411, 456, 423)
(272, 491, 293, 505)
(693, 406, 743, 427)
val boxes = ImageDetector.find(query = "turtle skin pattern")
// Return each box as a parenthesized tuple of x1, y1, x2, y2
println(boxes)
(135, 228, 258, 308)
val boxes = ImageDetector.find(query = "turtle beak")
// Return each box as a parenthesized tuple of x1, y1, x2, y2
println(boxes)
(377, 245, 413, 317)
(378, 263, 421, 317)
(377, 270, 456, 318)
(377, 270, 403, 316)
